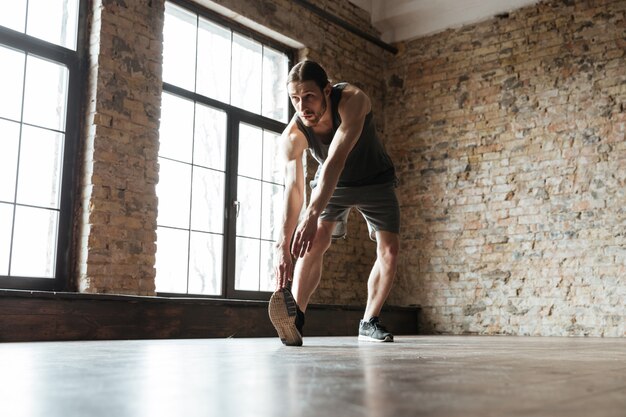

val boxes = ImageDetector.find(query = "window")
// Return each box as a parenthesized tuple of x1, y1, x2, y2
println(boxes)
(0, 1, 83, 290)
(157, 1, 292, 299)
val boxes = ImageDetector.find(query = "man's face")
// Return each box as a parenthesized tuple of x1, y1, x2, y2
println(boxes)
(288, 80, 329, 127)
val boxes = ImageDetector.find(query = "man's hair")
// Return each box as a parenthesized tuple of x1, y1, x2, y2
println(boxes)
(287, 60, 330, 92)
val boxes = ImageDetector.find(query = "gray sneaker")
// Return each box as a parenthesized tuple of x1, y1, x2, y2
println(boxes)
(358, 317, 394, 342)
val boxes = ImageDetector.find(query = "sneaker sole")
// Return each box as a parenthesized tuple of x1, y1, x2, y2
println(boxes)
(268, 288, 302, 346)
(358, 334, 394, 343)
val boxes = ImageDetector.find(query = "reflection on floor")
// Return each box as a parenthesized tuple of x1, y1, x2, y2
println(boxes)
(0, 336, 624, 417)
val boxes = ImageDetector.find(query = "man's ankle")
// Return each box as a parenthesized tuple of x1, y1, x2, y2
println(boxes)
(295, 306, 305, 335)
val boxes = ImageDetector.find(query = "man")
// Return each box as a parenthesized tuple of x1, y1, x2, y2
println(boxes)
(268, 60, 400, 346)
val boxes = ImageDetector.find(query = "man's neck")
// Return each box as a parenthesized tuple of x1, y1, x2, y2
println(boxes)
(310, 96, 333, 135)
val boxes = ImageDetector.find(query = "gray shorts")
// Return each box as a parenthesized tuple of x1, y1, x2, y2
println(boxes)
(319, 181, 400, 241)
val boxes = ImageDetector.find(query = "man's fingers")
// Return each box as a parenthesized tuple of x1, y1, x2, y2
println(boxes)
(298, 240, 309, 258)
(292, 227, 307, 256)
(293, 223, 318, 258)
(275, 258, 294, 290)
(281, 265, 288, 285)
(277, 263, 288, 290)
(275, 267, 282, 290)
(279, 268, 285, 289)
(291, 234, 301, 257)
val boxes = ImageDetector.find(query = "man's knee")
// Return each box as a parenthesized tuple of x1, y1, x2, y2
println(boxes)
(308, 221, 334, 255)
(376, 232, 400, 264)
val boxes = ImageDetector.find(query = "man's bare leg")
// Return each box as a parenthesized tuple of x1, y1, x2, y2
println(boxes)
(363, 230, 400, 320)
(268, 221, 334, 346)
(291, 220, 336, 312)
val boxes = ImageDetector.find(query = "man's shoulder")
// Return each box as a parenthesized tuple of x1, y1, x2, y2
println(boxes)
(335, 83, 371, 116)
(279, 120, 308, 160)
(283, 117, 308, 143)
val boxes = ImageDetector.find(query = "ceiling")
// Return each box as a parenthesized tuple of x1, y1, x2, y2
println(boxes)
(349, 0, 540, 43)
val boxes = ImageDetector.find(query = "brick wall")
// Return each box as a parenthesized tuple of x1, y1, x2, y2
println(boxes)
(385, 0, 625, 336)
(76, 0, 164, 294)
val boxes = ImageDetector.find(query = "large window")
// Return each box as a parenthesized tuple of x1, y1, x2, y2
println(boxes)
(157, 1, 292, 299)
(0, 1, 83, 290)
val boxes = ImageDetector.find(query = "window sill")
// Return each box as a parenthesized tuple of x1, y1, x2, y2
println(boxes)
(0, 289, 420, 342)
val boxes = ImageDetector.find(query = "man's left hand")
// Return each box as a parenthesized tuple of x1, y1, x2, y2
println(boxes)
(291, 213, 318, 258)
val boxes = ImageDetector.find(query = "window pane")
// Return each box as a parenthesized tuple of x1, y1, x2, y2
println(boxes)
(193, 103, 226, 170)
(159, 93, 194, 163)
(158, 2, 291, 296)
(0, 120, 21, 203)
(261, 182, 283, 241)
(262, 46, 289, 122)
(11, 206, 58, 278)
(231, 34, 262, 114)
(155, 227, 189, 293)
(236, 177, 261, 239)
(262, 130, 283, 184)
(238, 123, 262, 179)
(191, 166, 224, 234)
(0, 1, 27, 33)
(163, 3, 197, 91)
(22, 55, 69, 131)
(188, 231, 222, 295)
(259, 240, 275, 292)
(0, 45, 25, 122)
(26, 0, 79, 50)
(196, 18, 231, 103)
(0, 203, 12, 275)
(235, 236, 259, 291)
(16, 125, 64, 209)
(156, 159, 191, 229)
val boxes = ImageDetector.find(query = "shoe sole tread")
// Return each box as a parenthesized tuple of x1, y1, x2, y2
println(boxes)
(358, 334, 394, 342)
(268, 289, 302, 347)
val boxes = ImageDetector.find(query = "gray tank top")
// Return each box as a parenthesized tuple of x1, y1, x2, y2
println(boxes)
(295, 83, 395, 188)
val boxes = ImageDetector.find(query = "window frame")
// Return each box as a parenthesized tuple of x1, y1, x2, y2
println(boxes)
(0, 3, 86, 291)
(158, 0, 296, 301)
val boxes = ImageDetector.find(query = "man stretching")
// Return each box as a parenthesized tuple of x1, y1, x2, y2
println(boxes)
(268, 60, 400, 346)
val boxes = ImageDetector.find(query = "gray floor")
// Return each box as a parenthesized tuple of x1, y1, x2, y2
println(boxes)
(0, 336, 624, 417)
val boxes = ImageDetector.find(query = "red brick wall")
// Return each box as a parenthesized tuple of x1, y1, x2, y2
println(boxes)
(385, 0, 625, 336)
(76, 0, 164, 294)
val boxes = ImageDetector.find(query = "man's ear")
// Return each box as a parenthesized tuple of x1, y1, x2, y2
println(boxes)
(323, 83, 332, 97)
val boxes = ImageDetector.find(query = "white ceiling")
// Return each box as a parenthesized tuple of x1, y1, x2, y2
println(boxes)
(350, 0, 540, 43)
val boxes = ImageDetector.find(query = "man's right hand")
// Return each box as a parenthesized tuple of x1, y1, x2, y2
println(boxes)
(274, 244, 294, 290)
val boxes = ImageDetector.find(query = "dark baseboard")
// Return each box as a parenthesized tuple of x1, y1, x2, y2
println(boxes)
(0, 290, 420, 342)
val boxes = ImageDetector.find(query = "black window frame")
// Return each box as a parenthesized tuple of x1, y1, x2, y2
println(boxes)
(0, 3, 87, 291)
(158, 0, 296, 301)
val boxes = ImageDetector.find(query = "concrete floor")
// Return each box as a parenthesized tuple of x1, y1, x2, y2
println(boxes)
(0, 336, 624, 417)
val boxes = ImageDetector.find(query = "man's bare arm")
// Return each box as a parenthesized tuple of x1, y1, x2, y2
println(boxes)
(275, 123, 307, 288)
